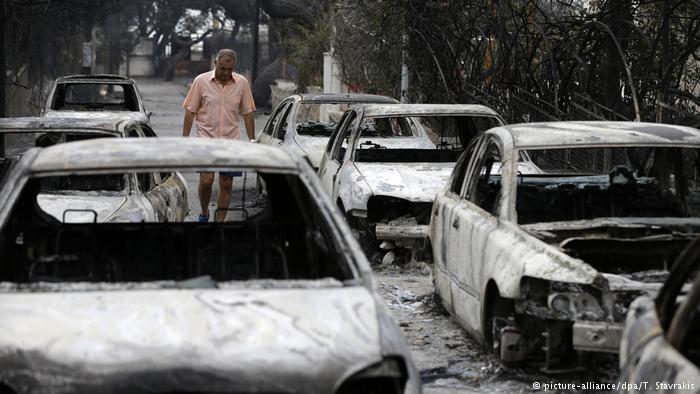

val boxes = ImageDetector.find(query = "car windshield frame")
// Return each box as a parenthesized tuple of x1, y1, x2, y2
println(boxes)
(51, 81, 140, 112)
(294, 101, 365, 137)
(512, 144, 700, 224)
(0, 166, 361, 288)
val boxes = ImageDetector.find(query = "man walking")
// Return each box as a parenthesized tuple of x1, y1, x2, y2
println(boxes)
(182, 49, 256, 222)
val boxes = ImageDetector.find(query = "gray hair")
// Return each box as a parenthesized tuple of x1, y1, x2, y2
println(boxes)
(216, 49, 237, 63)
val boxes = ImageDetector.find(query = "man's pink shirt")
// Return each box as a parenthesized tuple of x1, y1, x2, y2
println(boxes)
(182, 70, 256, 139)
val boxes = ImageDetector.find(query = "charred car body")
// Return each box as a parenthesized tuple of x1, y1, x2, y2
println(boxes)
(619, 236, 700, 392)
(0, 137, 420, 393)
(0, 117, 187, 222)
(430, 121, 700, 371)
(42, 74, 154, 133)
(317, 104, 504, 259)
(257, 93, 397, 170)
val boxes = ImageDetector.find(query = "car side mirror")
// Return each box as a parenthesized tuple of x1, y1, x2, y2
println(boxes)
(147, 111, 153, 120)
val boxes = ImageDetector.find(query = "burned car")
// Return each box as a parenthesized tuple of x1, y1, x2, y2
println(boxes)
(42, 74, 154, 132)
(0, 137, 420, 393)
(257, 93, 397, 170)
(317, 104, 504, 260)
(619, 236, 700, 392)
(0, 117, 186, 222)
(429, 121, 700, 371)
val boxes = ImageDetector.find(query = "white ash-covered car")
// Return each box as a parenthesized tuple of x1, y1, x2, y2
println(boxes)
(0, 137, 420, 394)
(430, 121, 700, 371)
(0, 117, 187, 222)
(619, 236, 700, 392)
(41, 74, 154, 132)
(317, 104, 504, 259)
(257, 93, 397, 169)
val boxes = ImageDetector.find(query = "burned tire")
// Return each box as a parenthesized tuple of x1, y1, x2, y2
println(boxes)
(483, 283, 521, 364)
(339, 199, 381, 262)
(414, 237, 433, 263)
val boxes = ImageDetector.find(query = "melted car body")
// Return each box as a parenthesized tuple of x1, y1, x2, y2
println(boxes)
(430, 121, 700, 371)
(0, 137, 420, 394)
(41, 74, 155, 135)
(0, 117, 187, 223)
(317, 103, 504, 259)
(257, 93, 397, 170)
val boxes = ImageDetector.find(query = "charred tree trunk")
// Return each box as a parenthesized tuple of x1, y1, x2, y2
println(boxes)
(601, 0, 632, 115)
(252, 0, 260, 82)
(0, 0, 6, 117)
(163, 48, 188, 81)
(657, 0, 673, 122)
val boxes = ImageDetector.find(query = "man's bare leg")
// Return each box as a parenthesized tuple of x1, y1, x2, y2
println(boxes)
(216, 174, 233, 222)
(198, 172, 215, 218)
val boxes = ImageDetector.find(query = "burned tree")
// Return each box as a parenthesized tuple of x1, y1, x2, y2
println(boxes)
(330, 0, 700, 125)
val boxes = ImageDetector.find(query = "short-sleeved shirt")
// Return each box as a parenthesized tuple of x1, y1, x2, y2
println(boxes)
(182, 70, 256, 139)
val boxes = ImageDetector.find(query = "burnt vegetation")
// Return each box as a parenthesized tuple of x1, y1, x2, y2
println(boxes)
(332, 0, 700, 126)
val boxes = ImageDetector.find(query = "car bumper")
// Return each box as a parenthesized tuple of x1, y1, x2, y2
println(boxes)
(375, 223, 429, 240)
(572, 321, 624, 353)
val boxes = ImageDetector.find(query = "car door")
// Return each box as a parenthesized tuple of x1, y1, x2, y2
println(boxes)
(432, 137, 483, 314)
(317, 111, 350, 179)
(273, 101, 296, 145)
(136, 172, 169, 221)
(445, 135, 504, 336)
(257, 99, 292, 145)
(0, 150, 38, 229)
(156, 171, 189, 221)
(318, 110, 358, 197)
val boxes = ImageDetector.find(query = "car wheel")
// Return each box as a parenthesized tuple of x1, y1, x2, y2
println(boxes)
(483, 284, 524, 365)
(413, 238, 433, 263)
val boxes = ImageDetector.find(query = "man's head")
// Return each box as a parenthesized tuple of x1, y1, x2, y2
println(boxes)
(214, 49, 237, 82)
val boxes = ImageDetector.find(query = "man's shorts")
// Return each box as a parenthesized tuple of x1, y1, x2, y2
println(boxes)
(219, 171, 243, 177)
(198, 171, 243, 177)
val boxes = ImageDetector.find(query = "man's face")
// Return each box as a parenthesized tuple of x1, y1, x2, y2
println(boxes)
(214, 56, 235, 82)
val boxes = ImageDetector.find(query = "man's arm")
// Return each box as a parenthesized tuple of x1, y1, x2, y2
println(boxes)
(243, 112, 255, 140)
(183, 110, 195, 137)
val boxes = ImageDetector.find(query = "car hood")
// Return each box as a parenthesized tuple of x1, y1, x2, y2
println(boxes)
(521, 217, 700, 290)
(293, 135, 330, 168)
(43, 111, 148, 124)
(355, 162, 455, 202)
(0, 287, 382, 393)
(37, 193, 127, 223)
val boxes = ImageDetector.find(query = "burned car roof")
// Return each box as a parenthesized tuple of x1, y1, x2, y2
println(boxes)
(504, 121, 700, 148)
(56, 74, 132, 82)
(29, 137, 301, 174)
(0, 116, 138, 136)
(297, 92, 398, 103)
(361, 103, 503, 118)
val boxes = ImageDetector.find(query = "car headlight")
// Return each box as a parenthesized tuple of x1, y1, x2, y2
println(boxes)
(549, 293, 571, 313)
(547, 292, 604, 319)
(337, 357, 407, 394)
(521, 277, 607, 321)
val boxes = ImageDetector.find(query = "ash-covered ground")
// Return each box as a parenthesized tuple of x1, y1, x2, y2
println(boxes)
(374, 261, 619, 394)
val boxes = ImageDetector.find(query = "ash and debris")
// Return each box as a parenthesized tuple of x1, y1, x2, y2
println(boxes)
(375, 264, 619, 394)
